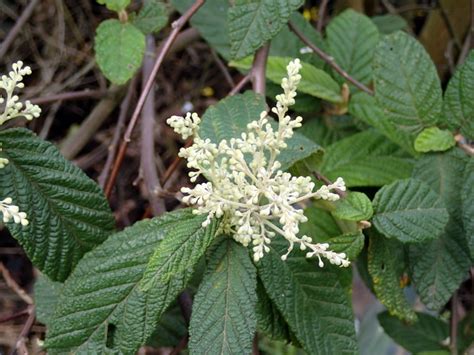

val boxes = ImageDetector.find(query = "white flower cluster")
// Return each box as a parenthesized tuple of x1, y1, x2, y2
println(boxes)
(167, 59, 349, 267)
(0, 198, 28, 226)
(0, 61, 41, 125)
(0, 61, 36, 227)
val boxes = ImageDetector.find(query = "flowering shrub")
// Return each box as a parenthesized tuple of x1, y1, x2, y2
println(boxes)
(1, 1, 473, 355)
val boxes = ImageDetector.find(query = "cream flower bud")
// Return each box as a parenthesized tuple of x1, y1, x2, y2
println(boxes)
(0, 197, 28, 226)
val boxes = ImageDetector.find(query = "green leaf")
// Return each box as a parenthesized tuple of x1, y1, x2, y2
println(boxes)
(462, 158, 474, 259)
(228, 0, 304, 59)
(371, 14, 408, 34)
(373, 31, 443, 136)
(0, 128, 114, 281)
(34, 274, 63, 326)
(258, 239, 358, 354)
(333, 191, 373, 221)
(95, 19, 145, 84)
(140, 211, 219, 290)
(146, 304, 187, 348)
(443, 50, 474, 140)
(132, 0, 168, 34)
(372, 178, 449, 243)
(368, 234, 416, 322)
(320, 130, 414, 187)
(410, 150, 471, 309)
(171, 0, 230, 58)
(327, 9, 379, 86)
(349, 92, 417, 156)
(189, 238, 257, 354)
(97, 0, 130, 12)
(199, 91, 323, 171)
(414, 127, 456, 153)
(231, 56, 343, 103)
(378, 312, 449, 353)
(45, 210, 214, 354)
(301, 206, 364, 260)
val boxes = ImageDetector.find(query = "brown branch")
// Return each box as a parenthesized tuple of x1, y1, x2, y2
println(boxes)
(450, 292, 459, 355)
(0, 309, 29, 324)
(140, 36, 166, 215)
(317, 0, 330, 33)
(104, 0, 206, 197)
(211, 49, 235, 88)
(229, 74, 251, 96)
(170, 335, 189, 355)
(0, 0, 41, 59)
(312, 171, 347, 198)
(98, 79, 137, 190)
(10, 305, 35, 355)
(289, 21, 374, 96)
(30, 89, 106, 106)
(0, 262, 33, 305)
(251, 43, 270, 96)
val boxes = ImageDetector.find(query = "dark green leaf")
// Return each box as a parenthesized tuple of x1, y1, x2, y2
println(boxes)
(95, 19, 145, 84)
(443, 50, 474, 140)
(34, 274, 63, 326)
(231, 56, 343, 103)
(189, 238, 257, 354)
(414, 127, 456, 153)
(0, 128, 114, 281)
(371, 14, 408, 34)
(378, 311, 449, 353)
(320, 130, 414, 187)
(333, 191, 373, 221)
(368, 234, 416, 322)
(228, 0, 304, 59)
(45, 210, 214, 354)
(132, 0, 169, 34)
(373, 31, 443, 136)
(258, 239, 357, 354)
(327, 9, 379, 86)
(171, 0, 230, 58)
(372, 178, 449, 243)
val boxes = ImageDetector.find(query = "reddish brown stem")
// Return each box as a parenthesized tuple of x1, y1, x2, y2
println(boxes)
(251, 44, 270, 96)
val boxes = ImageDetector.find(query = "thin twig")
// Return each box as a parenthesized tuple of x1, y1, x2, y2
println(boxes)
(211, 49, 234, 88)
(471, 0, 474, 50)
(229, 74, 251, 96)
(30, 89, 106, 105)
(170, 335, 189, 355)
(98, 79, 137, 189)
(0, 309, 29, 324)
(450, 291, 459, 355)
(10, 305, 35, 355)
(0, 0, 41, 59)
(0, 262, 33, 305)
(312, 171, 347, 198)
(104, 0, 206, 197)
(251, 44, 270, 96)
(317, 0, 330, 33)
(252, 333, 260, 354)
(289, 21, 374, 96)
(140, 36, 166, 215)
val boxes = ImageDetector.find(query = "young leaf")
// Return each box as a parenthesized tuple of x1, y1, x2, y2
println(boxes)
(333, 191, 373, 221)
(372, 178, 449, 243)
(132, 0, 169, 34)
(462, 158, 474, 259)
(327, 9, 379, 86)
(368, 234, 417, 322)
(258, 239, 358, 354)
(34, 274, 63, 326)
(371, 14, 408, 34)
(320, 130, 414, 187)
(95, 19, 145, 84)
(443, 50, 474, 140)
(45, 210, 215, 354)
(0, 128, 115, 281)
(228, 0, 304, 59)
(199, 91, 323, 171)
(97, 0, 130, 12)
(231, 56, 343, 103)
(189, 238, 257, 354)
(414, 127, 456, 153)
(373, 31, 443, 135)
(349, 92, 417, 156)
(171, 0, 230, 59)
(378, 312, 449, 353)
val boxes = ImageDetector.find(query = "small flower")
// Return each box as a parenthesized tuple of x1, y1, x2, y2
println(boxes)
(168, 59, 350, 267)
(0, 61, 41, 125)
(0, 197, 28, 226)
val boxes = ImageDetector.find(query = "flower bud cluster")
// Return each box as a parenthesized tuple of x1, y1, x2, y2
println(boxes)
(0, 197, 28, 226)
(167, 59, 350, 267)
(0, 61, 41, 125)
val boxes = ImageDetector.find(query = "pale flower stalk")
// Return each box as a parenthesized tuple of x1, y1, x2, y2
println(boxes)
(167, 59, 349, 267)
(0, 61, 37, 226)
